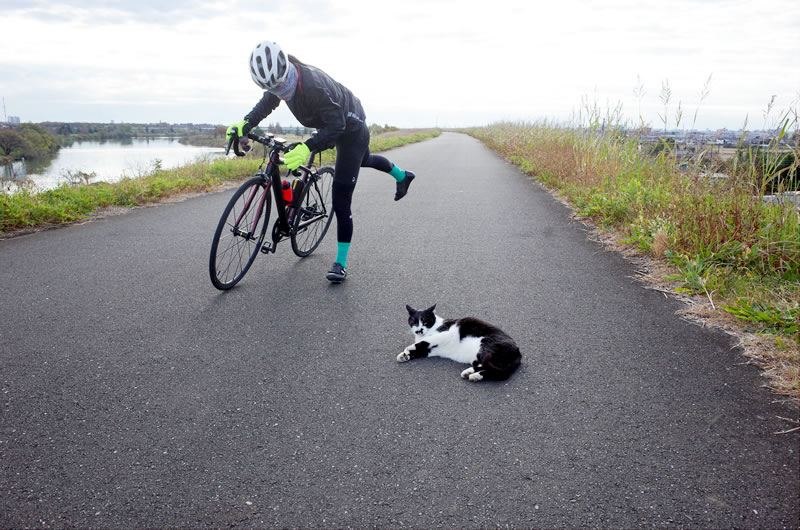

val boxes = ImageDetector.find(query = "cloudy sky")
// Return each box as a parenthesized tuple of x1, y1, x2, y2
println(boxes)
(1, 0, 798, 130)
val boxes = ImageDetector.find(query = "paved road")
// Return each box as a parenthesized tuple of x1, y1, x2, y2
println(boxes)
(1, 133, 797, 528)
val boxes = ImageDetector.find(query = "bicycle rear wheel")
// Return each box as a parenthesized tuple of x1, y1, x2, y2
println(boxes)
(291, 166, 335, 257)
(209, 177, 272, 290)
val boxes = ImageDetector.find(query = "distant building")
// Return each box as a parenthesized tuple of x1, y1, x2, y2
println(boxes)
(8, 116, 20, 124)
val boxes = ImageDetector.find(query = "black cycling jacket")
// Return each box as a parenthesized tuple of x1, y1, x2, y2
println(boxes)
(244, 63, 366, 153)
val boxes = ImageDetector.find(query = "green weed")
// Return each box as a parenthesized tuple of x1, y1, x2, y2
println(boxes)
(724, 298, 799, 336)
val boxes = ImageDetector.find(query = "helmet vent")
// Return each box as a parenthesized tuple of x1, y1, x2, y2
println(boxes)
(255, 55, 266, 80)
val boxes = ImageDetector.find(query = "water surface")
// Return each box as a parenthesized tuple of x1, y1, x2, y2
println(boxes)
(2, 137, 224, 191)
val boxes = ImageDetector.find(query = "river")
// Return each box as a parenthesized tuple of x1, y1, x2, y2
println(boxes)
(1, 137, 225, 192)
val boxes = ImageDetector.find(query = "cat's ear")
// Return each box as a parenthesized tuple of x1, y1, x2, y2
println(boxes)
(406, 305, 416, 315)
(425, 304, 437, 314)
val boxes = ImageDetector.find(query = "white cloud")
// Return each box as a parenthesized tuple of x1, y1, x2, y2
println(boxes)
(0, 0, 798, 129)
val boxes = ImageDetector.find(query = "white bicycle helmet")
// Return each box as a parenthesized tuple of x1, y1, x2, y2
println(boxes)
(249, 41, 289, 90)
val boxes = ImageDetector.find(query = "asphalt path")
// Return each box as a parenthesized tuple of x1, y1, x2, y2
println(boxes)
(1, 132, 798, 528)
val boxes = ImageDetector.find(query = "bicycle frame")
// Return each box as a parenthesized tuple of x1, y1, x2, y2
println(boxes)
(234, 133, 324, 254)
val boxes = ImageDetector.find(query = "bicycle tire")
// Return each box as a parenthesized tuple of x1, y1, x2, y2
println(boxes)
(291, 166, 335, 257)
(209, 177, 271, 290)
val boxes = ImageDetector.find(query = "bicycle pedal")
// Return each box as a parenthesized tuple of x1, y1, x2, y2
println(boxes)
(260, 243, 273, 254)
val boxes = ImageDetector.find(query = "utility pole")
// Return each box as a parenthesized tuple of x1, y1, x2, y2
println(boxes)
(2, 97, 7, 123)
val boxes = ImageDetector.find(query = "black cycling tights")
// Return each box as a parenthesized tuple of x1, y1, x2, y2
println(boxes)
(332, 122, 394, 243)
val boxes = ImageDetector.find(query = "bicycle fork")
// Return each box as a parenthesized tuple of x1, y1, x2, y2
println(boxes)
(232, 180, 270, 242)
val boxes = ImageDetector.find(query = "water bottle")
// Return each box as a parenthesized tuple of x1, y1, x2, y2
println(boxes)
(291, 179, 304, 208)
(281, 179, 293, 204)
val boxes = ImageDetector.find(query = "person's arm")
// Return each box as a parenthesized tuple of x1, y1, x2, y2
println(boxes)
(244, 92, 281, 129)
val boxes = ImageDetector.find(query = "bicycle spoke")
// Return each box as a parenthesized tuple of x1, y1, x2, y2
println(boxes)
(291, 167, 334, 257)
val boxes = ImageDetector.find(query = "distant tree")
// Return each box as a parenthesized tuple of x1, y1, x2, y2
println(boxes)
(748, 149, 798, 192)
(0, 129, 29, 159)
(18, 124, 59, 156)
(649, 137, 676, 155)
(369, 123, 398, 135)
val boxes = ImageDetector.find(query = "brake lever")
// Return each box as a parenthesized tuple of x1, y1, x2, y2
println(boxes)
(233, 136, 245, 156)
(226, 135, 250, 157)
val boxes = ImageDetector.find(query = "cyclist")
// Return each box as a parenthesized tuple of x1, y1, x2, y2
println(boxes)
(227, 40, 416, 283)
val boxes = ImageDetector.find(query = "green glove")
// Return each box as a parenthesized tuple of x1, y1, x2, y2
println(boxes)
(284, 143, 310, 171)
(226, 120, 250, 141)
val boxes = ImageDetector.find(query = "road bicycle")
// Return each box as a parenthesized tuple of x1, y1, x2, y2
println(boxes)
(209, 132, 334, 290)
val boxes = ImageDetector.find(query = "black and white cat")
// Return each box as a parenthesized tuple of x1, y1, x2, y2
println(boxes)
(397, 305, 522, 381)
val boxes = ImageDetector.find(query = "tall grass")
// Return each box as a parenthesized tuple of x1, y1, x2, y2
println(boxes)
(0, 130, 440, 233)
(468, 116, 799, 397)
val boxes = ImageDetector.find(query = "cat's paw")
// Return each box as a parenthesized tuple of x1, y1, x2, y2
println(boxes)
(468, 371, 484, 382)
(397, 350, 411, 362)
(460, 367, 475, 379)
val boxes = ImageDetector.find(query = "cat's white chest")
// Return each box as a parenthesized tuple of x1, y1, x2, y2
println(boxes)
(420, 325, 482, 364)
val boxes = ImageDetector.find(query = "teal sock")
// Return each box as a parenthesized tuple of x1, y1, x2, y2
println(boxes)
(336, 242, 350, 267)
(389, 165, 406, 182)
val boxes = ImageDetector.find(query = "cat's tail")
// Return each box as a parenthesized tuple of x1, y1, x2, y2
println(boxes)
(479, 340, 522, 381)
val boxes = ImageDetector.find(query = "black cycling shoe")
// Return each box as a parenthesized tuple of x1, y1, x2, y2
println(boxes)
(326, 262, 347, 283)
(394, 171, 416, 201)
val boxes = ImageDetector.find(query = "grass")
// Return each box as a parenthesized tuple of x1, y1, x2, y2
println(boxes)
(467, 120, 799, 400)
(0, 130, 440, 234)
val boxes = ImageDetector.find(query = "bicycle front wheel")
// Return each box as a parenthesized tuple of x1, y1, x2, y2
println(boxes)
(291, 166, 335, 257)
(209, 177, 272, 290)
